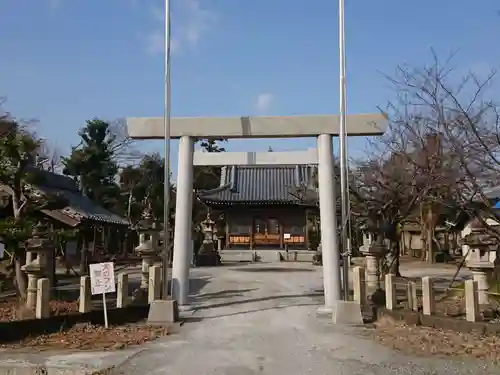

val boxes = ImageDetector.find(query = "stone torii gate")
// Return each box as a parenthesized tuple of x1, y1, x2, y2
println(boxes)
(126, 114, 387, 314)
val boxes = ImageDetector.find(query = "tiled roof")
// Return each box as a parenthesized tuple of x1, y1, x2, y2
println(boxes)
(27, 167, 129, 226)
(36, 184, 129, 225)
(31, 168, 80, 192)
(199, 165, 317, 205)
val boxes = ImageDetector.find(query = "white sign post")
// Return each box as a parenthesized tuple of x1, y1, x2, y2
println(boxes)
(89, 262, 116, 328)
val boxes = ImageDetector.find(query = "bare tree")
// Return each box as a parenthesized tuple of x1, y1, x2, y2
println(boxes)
(360, 51, 500, 265)
(36, 140, 64, 172)
(381, 52, 499, 231)
(109, 118, 143, 165)
(350, 149, 431, 274)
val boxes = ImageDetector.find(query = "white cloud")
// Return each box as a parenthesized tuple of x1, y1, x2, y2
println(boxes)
(182, 0, 217, 46)
(142, 0, 218, 55)
(48, 0, 61, 9)
(143, 30, 180, 55)
(254, 93, 274, 113)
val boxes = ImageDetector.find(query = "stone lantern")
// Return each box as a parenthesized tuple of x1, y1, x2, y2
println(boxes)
(463, 223, 496, 305)
(196, 212, 221, 267)
(360, 233, 385, 296)
(22, 221, 53, 309)
(213, 224, 223, 252)
(134, 208, 160, 297)
(312, 242, 322, 265)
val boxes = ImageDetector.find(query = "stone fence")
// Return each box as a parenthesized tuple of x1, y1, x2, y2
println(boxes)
(34, 265, 163, 319)
(351, 266, 500, 329)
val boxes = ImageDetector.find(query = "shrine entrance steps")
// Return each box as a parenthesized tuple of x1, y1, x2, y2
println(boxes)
(218, 249, 315, 264)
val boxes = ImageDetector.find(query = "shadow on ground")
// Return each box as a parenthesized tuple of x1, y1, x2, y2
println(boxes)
(192, 291, 323, 312)
(184, 302, 321, 322)
(188, 276, 212, 295)
(191, 288, 258, 303)
(231, 267, 315, 273)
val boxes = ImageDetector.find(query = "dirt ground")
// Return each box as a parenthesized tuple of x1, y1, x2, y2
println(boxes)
(0, 322, 170, 351)
(0, 298, 170, 352)
(0, 298, 78, 321)
(366, 315, 500, 363)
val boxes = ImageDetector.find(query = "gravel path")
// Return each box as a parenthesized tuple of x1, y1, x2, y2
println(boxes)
(110, 263, 499, 375)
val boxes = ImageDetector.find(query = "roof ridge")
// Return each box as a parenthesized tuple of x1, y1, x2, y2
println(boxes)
(199, 164, 318, 205)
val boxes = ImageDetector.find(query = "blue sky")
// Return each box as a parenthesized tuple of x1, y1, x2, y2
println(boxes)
(1, 0, 499, 177)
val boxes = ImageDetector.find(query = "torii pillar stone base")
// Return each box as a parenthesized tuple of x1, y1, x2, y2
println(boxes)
(331, 301, 364, 325)
(147, 299, 179, 325)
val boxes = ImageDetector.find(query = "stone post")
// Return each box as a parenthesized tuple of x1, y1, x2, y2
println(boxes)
(79, 275, 92, 313)
(149, 264, 162, 303)
(36, 278, 50, 319)
(117, 273, 129, 308)
(465, 280, 479, 322)
(384, 274, 396, 310)
(26, 273, 39, 309)
(406, 281, 418, 311)
(422, 276, 435, 315)
(353, 266, 366, 306)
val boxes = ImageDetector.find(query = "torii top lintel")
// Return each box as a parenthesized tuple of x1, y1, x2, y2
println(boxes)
(126, 113, 387, 140)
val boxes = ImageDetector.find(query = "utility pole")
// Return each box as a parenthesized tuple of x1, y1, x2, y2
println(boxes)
(338, 0, 351, 300)
(162, 0, 172, 300)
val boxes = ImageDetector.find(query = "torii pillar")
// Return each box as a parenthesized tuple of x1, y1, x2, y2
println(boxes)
(127, 114, 387, 314)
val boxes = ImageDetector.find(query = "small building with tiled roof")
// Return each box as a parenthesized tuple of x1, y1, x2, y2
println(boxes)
(0, 167, 129, 228)
(32, 168, 129, 227)
(199, 165, 318, 250)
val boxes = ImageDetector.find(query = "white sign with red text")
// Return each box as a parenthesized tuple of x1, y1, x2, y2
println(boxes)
(89, 262, 116, 296)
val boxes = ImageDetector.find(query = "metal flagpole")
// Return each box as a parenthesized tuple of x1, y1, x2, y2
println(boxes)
(162, 0, 172, 300)
(338, 0, 350, 300)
